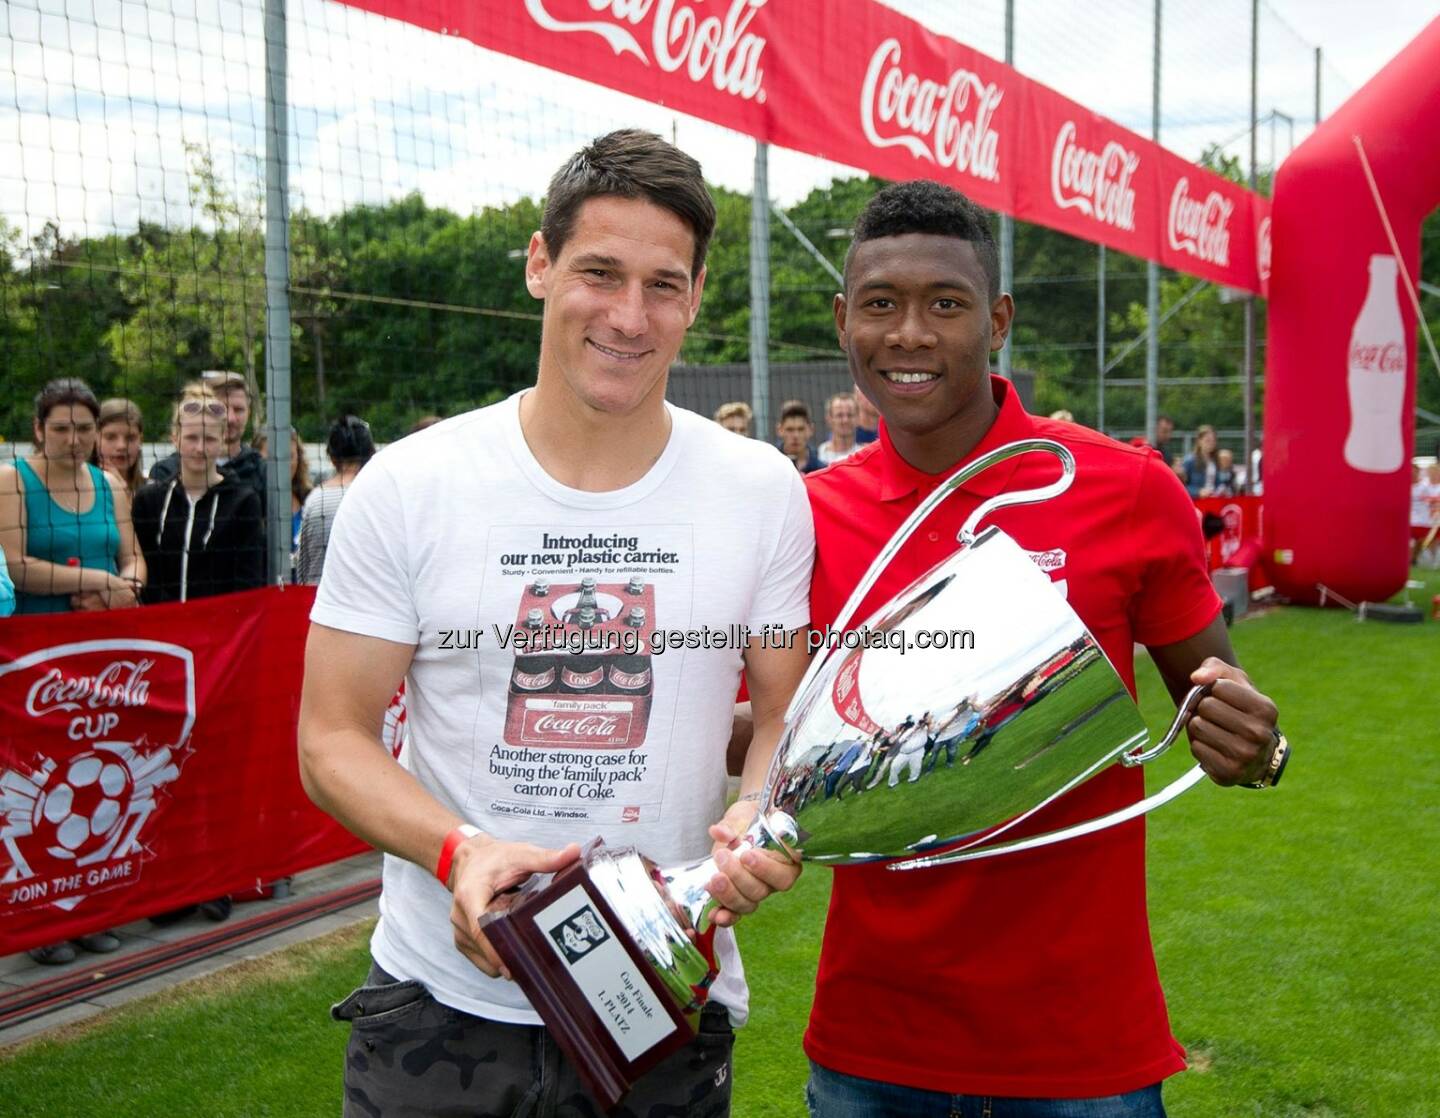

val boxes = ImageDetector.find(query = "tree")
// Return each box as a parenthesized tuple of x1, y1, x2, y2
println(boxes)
(103, 145, 268, 425)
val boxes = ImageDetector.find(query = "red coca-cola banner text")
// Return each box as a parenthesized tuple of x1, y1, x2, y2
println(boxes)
(335, 0, 1266, 292)
(0, 588, 369, 955)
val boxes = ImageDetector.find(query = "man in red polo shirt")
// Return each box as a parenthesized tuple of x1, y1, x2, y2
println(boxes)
(801, 181, 1284, 1117)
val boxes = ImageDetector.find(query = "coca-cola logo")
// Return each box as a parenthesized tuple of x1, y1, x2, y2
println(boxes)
(1168, 178, 1233, 266)
(515, 665, 558, 690)
(860, 38, 1002, 181)
(533, 713, 621, 737)
(26, 660, 154, 717)
(609, 665, 650, 690)
(1349, 342, 1405, 374)
(1050, 121, 1138, 231)
(525, 0, 767, 101)
(561, 665, 605, 689)
(1025, 547, 1068, 574)
(1257, 216, 1272, 286)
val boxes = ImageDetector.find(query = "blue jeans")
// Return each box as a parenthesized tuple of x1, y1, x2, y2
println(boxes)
(806, 1062, 1166, 1118)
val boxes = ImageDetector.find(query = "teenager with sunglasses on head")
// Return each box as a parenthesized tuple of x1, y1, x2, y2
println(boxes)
(131, 385, 265, 605)
(131, 385, 265, 926)
(147, 371, 267, 519)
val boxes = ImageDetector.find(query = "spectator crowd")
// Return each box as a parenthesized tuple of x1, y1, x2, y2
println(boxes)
(0, 373, 382, 964)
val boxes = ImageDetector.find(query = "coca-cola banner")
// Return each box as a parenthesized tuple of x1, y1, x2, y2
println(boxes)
(333, 0, 1267, 292)
(0, 588, 368, 955)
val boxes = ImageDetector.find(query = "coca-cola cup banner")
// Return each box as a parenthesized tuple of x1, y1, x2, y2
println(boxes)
(0, 587, 368, 955)
(335, 0, 1266, 292)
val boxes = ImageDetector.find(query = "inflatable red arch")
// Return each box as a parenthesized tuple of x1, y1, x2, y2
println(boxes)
(1264, 16, 1440, 605)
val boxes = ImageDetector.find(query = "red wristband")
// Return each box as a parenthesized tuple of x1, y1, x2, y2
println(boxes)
(435, 824, 481, 887)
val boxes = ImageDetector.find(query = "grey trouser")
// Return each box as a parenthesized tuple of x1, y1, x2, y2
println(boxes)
(332, 961, 734, 1118)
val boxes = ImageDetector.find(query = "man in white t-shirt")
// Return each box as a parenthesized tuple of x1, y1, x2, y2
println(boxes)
(818, 391, 861, 465)
(298, 130, 813, 1117)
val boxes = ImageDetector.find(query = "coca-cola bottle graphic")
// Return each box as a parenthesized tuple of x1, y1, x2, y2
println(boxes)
(1343, 254, 1406, 473)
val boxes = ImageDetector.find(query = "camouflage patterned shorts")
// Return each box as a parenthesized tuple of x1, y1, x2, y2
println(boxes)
(332, 961, 734, 1117)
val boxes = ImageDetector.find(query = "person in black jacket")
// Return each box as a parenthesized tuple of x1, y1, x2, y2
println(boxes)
(131, 388, 264, 927)
(147, 372, 267, 519)
(132, 389, 265, 604)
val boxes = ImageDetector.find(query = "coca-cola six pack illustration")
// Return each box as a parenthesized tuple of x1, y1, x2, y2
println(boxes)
(503, 577, 657, 750)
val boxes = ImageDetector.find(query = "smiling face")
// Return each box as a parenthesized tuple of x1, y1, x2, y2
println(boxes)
(526, 195, 705, 418)
(34, 405, 98, 465)
(836, 233, 1011, 471)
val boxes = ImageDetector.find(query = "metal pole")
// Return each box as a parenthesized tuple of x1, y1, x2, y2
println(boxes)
(1145, 0, 1161, 444)
(749, 141, 771, 439)
(771, 204, 843, 287)
(263, 0, 292, 584)
(1097, 245, 1106, 433)
(997, 0, 1015, 379)
(1242, 0, 1258, 492)
(1314, 47, 1322, 124)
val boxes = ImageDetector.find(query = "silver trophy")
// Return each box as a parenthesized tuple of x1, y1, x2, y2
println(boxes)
(489, 440, 1217, 1108)
(576, 439, 1213, 1021)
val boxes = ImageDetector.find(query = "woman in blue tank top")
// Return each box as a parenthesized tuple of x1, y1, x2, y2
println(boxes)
(0, 379, 145, 614)
(0, 378, 145, 965)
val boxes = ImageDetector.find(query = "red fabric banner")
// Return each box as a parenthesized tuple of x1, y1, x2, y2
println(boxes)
(335, 0, 1266, 292)
(0, 588, 368, 955)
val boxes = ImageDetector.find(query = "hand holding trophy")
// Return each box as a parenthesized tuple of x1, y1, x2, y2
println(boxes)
(479, 439, 1274, 1110)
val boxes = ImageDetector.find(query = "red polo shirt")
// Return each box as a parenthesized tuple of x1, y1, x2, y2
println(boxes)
(802, 376, 1220, 1098)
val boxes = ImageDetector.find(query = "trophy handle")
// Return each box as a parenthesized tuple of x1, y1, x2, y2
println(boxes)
(783, 438, 1077, 722)
(887, 764, 1209, 869)
(1120, 683, 1210, 765)
(887, 684, 1215, 870)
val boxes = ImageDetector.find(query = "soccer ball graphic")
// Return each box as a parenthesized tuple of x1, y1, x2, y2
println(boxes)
(36, 751, 134, 861)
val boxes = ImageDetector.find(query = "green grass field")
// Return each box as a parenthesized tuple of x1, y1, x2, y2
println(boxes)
(3, 574, 1437, 1116)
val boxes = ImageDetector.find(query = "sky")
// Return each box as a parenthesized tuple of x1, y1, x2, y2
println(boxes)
(2, 0, 1437, 247)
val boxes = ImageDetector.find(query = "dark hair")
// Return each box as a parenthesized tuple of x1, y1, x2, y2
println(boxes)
(34, 377, 100, 425)
(327, 415, 375, 467)
(778, 400, 813, 425)
(541, 129, 716, 280)
(290, 427, 313, 503)
(845, 180, 1000, 300)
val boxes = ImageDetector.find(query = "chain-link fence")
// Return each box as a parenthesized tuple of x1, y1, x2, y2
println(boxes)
(3, 0, 1427, 594)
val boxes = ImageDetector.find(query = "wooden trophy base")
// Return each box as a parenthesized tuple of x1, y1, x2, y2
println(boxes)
(480, 858, 695, 1111)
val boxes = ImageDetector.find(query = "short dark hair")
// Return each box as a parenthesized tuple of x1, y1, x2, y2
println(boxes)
(541, 129, 716, 280)
(34, 377, 100, 425)
(845, 180, 1000, 300)
(327, 414, 375, 466)
(778, 400, 813, 425)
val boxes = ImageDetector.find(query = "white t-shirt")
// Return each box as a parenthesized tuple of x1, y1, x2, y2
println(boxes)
(1410, 481, 1440, 528)
(818, 439, 860, 465)
(311, 393, 813, 1026)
